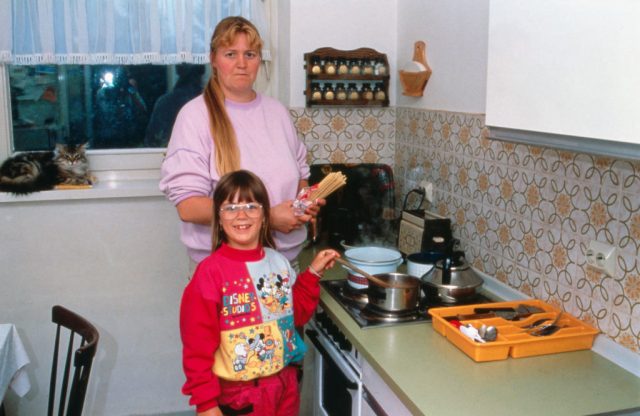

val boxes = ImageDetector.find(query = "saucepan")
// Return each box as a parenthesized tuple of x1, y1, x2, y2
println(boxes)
(336, 258, 421, 312)
(341, 245, 403, 290)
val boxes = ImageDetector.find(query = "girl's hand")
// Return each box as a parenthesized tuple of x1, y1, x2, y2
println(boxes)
(271, 200, 311, 233)
(309, 249, 340, 277)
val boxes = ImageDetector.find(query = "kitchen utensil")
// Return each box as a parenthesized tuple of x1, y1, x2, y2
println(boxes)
(421, 251, 484, 303)
(460, 324, 486, 343)
(528, 312, 564, 336)
(483, 325, 498, 342)
(406, 250, 445, 278)
(478, 324, 498, 342)
(518, 317, 551, 329)
(366, 273, 422, 312)
(458, 304, 546, 321)
(530, 325, 566, 337)
(343, 246, 403, 290)
(335, 257, 398, 288)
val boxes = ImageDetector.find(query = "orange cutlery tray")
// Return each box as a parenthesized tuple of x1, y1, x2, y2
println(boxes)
(429, 300, 599, 362)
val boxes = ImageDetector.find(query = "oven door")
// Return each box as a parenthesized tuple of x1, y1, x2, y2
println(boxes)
(306, 327, 362, 416)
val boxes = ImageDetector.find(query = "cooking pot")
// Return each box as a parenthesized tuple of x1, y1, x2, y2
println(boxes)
(421, 251, 483, 303)
(366, 273, 422, 312)
(343, 247, 403, 290)
(406, 250, 446, 278)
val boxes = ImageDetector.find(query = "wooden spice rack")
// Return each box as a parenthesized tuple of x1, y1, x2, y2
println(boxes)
(303, 47, 390, 108)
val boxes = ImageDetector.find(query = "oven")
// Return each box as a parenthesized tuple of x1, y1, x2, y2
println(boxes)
(306, 312, 363, 416)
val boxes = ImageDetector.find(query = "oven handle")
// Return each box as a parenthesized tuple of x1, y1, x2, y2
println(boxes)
(305, 328, 359, 390)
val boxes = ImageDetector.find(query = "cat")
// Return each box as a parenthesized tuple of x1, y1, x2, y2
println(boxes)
(0, 143, 93, 194)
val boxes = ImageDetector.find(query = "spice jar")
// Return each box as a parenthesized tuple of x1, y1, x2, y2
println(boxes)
(325, 59, 337, 75)
(376, 59, 387, 76)
(310, 83, 322, 101)
(323, 83, 335, 101)
(347, 83, 359, 100)
(349, 59, 361, 75)
(311, 58, 322, 75)
(362, 60, 374, 75)
(337, 59, 349, 75)
(361, 83, 374, 100)
(335, 83, 347, 101)
(374, 83, 386, 101)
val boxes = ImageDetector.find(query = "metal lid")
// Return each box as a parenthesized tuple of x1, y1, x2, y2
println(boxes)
(422, 253, 483, 289)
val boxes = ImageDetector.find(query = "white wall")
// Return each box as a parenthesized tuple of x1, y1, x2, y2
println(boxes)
(1, 196, 190, 415)
(283, 0, 399, 107)
(396, 0, 489, 113)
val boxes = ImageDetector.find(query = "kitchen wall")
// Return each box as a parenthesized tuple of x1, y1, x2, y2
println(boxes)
(0, 195, 189, 415)
(288, 0, 640, 358)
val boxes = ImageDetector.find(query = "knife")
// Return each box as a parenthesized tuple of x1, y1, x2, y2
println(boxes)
(457, 304, 545, 321)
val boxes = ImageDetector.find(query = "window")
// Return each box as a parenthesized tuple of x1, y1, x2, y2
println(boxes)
(10, 63, 207, 152)
(0, 0, 273, 179)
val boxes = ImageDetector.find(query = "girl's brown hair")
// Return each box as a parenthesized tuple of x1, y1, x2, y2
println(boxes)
(205, 16, 263, 176)
(211, 170, 275, 251)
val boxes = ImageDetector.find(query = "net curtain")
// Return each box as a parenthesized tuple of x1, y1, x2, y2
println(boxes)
(0, 0, 270, 65)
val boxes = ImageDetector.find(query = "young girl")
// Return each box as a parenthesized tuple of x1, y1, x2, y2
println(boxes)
(180, 170, 339, 416)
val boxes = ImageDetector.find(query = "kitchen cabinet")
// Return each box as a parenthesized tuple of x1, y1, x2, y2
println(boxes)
(485, 0, 640, 159)
(303, 47, 390, 108)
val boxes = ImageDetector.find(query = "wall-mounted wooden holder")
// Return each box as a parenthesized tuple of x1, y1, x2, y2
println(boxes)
(399, 41, 432, 97)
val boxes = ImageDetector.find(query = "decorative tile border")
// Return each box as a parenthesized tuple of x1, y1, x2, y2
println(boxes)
(396, 108, 640, 356)
(290, 105, 639, 356)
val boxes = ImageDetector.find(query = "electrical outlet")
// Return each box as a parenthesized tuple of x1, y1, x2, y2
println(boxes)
(420, 180, 433, 203)
(585, 240, 617, 277)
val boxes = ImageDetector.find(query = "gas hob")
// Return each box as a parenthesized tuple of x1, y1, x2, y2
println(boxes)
(321, 279, 496, 329)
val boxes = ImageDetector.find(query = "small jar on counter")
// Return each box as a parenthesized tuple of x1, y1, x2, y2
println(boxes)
(374, 83, 386, 101)
(310, 83, 322, 101)
(335, 83, 347, 101)
(347, 83, 360, 100)
(361, 83, 374, 100)
(323, 83, 335, 101)
(324, 59, 337, 75)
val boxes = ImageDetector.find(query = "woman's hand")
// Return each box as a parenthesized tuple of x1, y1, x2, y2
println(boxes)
(309, 249, 340, 277)
(270, 200, 310, 233)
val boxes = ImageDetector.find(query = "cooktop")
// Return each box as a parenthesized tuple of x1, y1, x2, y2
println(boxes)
(321, 279, 496, 329)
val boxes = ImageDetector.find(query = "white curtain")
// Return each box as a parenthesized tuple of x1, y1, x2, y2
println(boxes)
(0, 0, 270, 65)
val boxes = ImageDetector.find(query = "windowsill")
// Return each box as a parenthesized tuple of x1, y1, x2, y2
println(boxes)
(0, 176, 163, 204)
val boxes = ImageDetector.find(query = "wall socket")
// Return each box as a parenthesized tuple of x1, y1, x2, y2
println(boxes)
(585, 240, 617, 277)
(420, 180, 433, 203)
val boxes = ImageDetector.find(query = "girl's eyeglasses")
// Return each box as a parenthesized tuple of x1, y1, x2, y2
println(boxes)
(219, 202, 263, 219)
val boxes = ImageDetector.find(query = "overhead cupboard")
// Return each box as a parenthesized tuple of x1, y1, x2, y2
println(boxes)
(485, 0, 640, 159)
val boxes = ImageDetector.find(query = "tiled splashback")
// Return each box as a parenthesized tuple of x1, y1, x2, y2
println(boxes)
(290, 106, 640, 357)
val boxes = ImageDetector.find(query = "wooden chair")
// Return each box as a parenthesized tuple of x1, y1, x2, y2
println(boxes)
(48, 305, 99, 416)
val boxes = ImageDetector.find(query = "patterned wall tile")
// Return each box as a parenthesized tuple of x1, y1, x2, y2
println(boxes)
(395, 108, 640, 357)
(289, 105, 639, 357)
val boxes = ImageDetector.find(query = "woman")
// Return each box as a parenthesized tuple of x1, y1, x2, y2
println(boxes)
(160, 16, 322, 272)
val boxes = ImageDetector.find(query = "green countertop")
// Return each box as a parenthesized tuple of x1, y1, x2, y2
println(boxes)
(312, 264, 640, 416)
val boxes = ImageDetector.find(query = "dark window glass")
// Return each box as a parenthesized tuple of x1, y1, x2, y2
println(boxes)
(9, 64, 206, 151)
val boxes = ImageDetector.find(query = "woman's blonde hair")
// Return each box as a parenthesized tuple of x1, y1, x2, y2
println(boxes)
(205, 16, 263, 176)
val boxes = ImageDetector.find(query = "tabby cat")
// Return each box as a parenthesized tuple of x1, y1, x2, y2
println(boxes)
(0, 143, 93, 194)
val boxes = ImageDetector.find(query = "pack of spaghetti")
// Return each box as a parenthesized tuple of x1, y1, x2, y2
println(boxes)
(293, 171, 347, 215)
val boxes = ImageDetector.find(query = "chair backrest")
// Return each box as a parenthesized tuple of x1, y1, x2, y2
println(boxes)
(48, 305, 100, 416)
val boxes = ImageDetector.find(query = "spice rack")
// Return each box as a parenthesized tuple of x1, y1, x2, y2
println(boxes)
(303, 47, 390, 108)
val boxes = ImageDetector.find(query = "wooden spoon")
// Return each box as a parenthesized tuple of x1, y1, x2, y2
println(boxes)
(335, 257, 403, 288)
